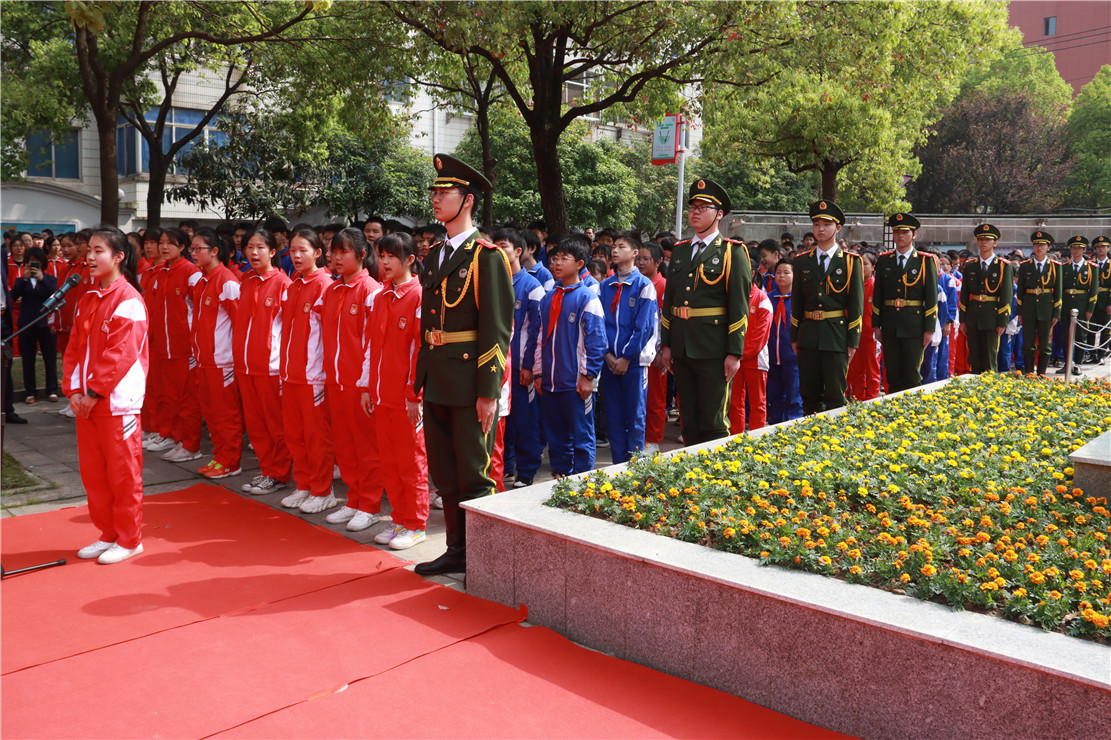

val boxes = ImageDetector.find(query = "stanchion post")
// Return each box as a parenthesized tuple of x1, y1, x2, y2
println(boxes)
(1064, 308, 1079, 381)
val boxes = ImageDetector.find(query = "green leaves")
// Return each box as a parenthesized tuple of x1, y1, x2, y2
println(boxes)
(1066, 66, 1111, 209)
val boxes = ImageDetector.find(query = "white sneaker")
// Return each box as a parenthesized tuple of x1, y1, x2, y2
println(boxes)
(163, 444, 201, 462)
(160, 442, 183, 460)
(77, 540, 115, 559)
(346, 511, 380, 531)
(250, 476, 286, 495)
(281, 489, 312, 508)
(325, 506, 358, 524)
(431, 493, 444, 510)
(299, 492, 338, 514)
(388, 528, 426, 550)
(97, 542, 144, 564)
(242, 475, 267, 492)
(643, 442, 660, 455)
(59, 404, 76, 418)
(145, 434, 174, 452)
(374, 524, 404, 545)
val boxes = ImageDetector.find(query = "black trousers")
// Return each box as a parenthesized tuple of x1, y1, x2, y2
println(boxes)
(796, 347, 848, 415)
(882, 336, 925, 394)
(672, 354, 731, 445)
(966, 328, 1000, 374)
(18, 323, 57, 397)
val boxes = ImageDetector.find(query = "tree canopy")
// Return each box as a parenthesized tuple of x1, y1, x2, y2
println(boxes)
(1066, 66, 1111, 209)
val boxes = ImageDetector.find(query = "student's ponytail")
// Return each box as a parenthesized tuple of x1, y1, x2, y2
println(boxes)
(93, 225, 141, 291)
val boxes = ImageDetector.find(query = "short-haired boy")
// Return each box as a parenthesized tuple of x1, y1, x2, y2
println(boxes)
(535, 236, 606, 476)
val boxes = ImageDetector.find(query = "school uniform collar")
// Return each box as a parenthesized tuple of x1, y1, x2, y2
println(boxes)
(610, 266, 641, 285)
(336, 268, 369, 286)
(555, 280, 585, 293)
(249, 266, 285, 282)
(382, 277, 418, 298)
(87, 275, 128, 299)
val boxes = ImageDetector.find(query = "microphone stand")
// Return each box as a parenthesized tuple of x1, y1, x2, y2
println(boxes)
(1, 299, 69, 578)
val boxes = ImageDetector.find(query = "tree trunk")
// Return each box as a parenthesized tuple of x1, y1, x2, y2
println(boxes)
(93, 112, 121, 226)
(531, 124, 567, 235)
(146, 149, 168, 229)
(476, 103, 496, 226)
(820, 162, 839, 203)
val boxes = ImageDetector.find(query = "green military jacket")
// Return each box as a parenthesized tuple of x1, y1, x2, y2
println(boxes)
(790, 245, 865, 352)
(1061, 260, 1099, 317)
(660, 233, 752, 360)
(871, 247, 939, 339)
(1015, 259, 1062, 323)
(415, 230, 514, 406)
(1095, 259, 1111, 319)
(958, 256, 1014, 331)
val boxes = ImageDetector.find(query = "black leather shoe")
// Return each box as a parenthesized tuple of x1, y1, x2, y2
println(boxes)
(414, 551, 466, 576)
(4, 412, 28, 424)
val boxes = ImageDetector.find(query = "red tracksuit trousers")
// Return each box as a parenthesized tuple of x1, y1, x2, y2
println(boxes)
(238, 373, 291, 481)
(283, 382, 334, 497)
(77, 414, 143, 549)
(645, 365, 667, 444)
(196, 366, 243, 470)
(329, 387, 382, 514)
(728, 367, 767, 434)
(847, 339, 881, 402)
(374, 406, 429, 531)
(152, 356, 202, 450)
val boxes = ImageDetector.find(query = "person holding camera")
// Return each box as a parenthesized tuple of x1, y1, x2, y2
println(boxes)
(11, 247, 59, 404)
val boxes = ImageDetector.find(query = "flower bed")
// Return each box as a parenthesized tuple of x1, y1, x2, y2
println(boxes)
(548, 374, 1111, 640)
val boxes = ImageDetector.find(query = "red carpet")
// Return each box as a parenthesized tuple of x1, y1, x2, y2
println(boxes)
(1, 486, 849, 739)
(1, 484, 401, 674)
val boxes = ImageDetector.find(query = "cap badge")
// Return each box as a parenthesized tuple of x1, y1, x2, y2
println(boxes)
(820, 201, 827, 209)
(697, 179, 705, 189)
(435, 156, 442, 170)
(896, 214, 903, 221)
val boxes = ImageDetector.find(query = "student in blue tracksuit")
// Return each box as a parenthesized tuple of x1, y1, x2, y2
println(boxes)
(766, 259, 803, 424)
(996, 284, 1020, 372)
(929, 256, 960, 382)
(493, 229, 545, 488)
(521, 230, 554, 292)
(535, 235, 606, 477)
(599, 231, 658, 464)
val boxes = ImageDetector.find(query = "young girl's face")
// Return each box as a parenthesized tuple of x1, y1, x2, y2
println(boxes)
(159, 233, 184, 262)
(862, 258, 874, 281)
(46, 240, 61, 260)
(75, 237, 89, 259)
(61, 237, 77, 262)
(244, 235, 275, 275)
(332, 244, 362, 277)
(378, 250, 413, 283)
(190, 236, 218, 271)
(87, 236, 123, 282)
(288, 236, 320, 275)
(774, 263, 793, 294)
(143, 239, 160, 262)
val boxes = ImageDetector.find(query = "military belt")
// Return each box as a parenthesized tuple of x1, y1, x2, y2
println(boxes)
(424, 329, 478, 346)
(1100, 287, 1110, 293)
(883, 299, 922, 308)
(803, 309, 846, 321)
(1025, 288, 1051, 296)
(1065, 289, 1089, 295)
(970, 294, 997, 303)
(670, 306, 726, 319)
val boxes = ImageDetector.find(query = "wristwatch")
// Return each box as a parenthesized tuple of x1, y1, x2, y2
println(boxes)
(86, 389, 102, 399)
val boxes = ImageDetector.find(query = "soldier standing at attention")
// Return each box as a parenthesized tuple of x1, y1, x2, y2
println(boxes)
(958, 224, 1013, 374)
(1091, 235, 1110, 363)
(1015, 231, 1062, 377)
(658, 179, 751, 445)
(790, 200, 864, 415)
(1058, 235, 1098, 375)
(413, 154, 513, 576)
(871, 213, 938, 393)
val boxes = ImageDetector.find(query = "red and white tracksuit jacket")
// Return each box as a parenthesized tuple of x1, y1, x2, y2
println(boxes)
(280, 269, 335, 496)
(62, 277, 149, 549)
(191, 263, 243, 469)
(149, 257, 202, 447)
(729, 284, 773, 434)
(363, 277, 428, 530)
(645, 271, 667, 444)
(235, 267, 292, 480)
(318, 269, 382, 513)
(847, 275, 881, 401)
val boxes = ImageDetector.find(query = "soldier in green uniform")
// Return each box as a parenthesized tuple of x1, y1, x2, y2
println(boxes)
(871, 212, 938, 393)
(1058, 235, 1098, 374)
(414, 154, 513, 576)
(958, 224, 1014, 374)
(1015, 231, 1062, 376)
(1091, 235, 1110, 363)
(659, 179, 751, 445)
(790, 200, 865, 415)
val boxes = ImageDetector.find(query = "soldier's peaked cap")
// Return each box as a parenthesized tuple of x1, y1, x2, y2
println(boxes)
(887, 212, 920, 231)
(1093, 235, 1110, 248)
(429, 153, 492, 194)
(688, 178, 731, 213)
(974, 223, 1001, 240)
(1030, 231, 1054, 245)
(1068, 235, 1089, 248)
(809, 199, 845, 225)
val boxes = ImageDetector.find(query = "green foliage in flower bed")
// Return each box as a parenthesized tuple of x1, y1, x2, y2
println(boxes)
(547, 374, 1111, 639)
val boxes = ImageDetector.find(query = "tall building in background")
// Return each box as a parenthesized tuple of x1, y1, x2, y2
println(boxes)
(1008, 1, 1111, 95)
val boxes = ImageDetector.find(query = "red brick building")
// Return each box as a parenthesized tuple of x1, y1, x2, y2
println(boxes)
(1008, 1, 1111, 95)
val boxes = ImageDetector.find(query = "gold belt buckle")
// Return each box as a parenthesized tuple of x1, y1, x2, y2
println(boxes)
(894, 299, 905, 308)
(676, 307, 690, 319)
(427, 330, 444, 346)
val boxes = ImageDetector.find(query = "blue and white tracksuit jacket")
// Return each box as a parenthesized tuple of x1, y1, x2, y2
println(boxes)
(504, 269, 544, 481)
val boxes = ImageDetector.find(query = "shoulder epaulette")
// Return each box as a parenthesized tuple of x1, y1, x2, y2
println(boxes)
(676, 239, 692, 246)
(798, 247, 817, 256)
(1022, 257, 1034, 264)
(723, 237, 744, 246)
(880, 249, 895, 257)
(847, 251, 863, 260)
(923, 252, 939, 262)
(477, 239, 497, 249)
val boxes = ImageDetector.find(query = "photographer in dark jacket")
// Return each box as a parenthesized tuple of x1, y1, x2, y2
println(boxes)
(11, 247, 59, 404)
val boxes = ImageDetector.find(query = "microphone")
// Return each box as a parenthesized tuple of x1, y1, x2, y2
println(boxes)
(42, 273, 83, 313)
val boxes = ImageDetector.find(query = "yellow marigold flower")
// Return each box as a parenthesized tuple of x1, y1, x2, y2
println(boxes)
(899, 573, 911, 583)
(921, 565, 937, 577)
(1049, 590, 1063, 600)
(819, 556, 832, 566)
(778, 536, 791, 546)
(1013, 588, 1028, 598)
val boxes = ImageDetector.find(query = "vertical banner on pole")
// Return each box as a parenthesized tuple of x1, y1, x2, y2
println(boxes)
(651, 115, 680, 165)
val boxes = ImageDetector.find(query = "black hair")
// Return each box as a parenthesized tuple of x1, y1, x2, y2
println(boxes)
(587, 259, 608, 280)
(545, 232, 564, 247)
(803, 232, 815, 241)
(654, 230, 675, 241)
(142, 228, 162, 245)
(241, 228, 281, 268)
(377, 232, 418, 275)
(193, 228, 237, 267)
(91, 226, 141, 291)
(521, 229, 542, 256)
(215, 221, 235, 237)
(502, 220, 525, 231)
(614, 230, 643, 252)
(780, 231, 794, 241)
(262, 216, 289, 235)
(384, 219, 411, 235)
(75, 228, 93, 244)
(364, 216, 387, 230)
(640, 241, 663, 262)
(419, 223, 447, 239)
(591, 241, 613, 261)
(775, 258, 794, 271)
(526, 220, 547, 233)
(659, 236, 677, 252)
(758, 238, 782, 255)
(179, 219, 199, 231)
(161, 227, 187, 248)
(492, 228, 525, 252)
(596, 228, 618, 241)
(24, 246, 48, 271)
(322, 223, 345, 236)
(332, 227, 378, 275)
(551, 234, 591, 266)
(289, 227, 327, 269)
(861, 251, 878, 266)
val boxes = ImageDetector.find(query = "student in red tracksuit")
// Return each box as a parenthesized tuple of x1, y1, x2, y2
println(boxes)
(235, 229, 293, 496)
(277, 228, 337, 514)
(65, 227, 149, 565)
(728, 281, 773, 433)
(847, 251, 881, 401)
(361, 232, 429, 549)
(636, 242, 667, 453)
(145, 228, 203, 462)
(134, 229, 164, 431)
(55, 232, 94, 419)
(189, 229, 244, 480)
(318, 228, 383, 532)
